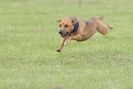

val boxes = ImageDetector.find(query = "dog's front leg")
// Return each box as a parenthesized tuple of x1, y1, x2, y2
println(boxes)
(64, 37, 71, 45)
(56, 38, 67, 52)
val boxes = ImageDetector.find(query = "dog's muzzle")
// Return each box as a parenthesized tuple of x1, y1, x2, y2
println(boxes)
(59, 30, 69, 37)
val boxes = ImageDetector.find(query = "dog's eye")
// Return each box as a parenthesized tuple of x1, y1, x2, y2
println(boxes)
(59, 24, 61, 27)
(64, 25, 69, 27)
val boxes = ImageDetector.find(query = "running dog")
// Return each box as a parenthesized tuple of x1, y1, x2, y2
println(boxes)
(56, 16, 112, 52)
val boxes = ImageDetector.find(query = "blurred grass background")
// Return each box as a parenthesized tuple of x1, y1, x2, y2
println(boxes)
(0, 0, 133, 89)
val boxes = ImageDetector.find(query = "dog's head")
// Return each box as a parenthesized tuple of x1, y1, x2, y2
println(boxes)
(57, 17, 77, 37)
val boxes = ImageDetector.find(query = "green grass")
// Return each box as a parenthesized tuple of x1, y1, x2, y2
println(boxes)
(0, 0, 133, 89)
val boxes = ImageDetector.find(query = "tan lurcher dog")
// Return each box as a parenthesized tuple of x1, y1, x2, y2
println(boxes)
(56, 16, 112, 52)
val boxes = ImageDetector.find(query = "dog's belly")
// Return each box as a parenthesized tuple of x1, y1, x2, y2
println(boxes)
(77, 23, 97, 41)
(77, 31, 96, 41)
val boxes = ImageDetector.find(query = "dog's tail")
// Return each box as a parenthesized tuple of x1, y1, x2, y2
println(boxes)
(99, 16, 104, 20)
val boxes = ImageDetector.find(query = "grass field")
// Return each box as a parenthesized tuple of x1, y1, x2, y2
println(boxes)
(0, 0, 133, 89)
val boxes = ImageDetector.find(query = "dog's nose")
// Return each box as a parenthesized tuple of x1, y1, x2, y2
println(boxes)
(59, 31, 63, 35)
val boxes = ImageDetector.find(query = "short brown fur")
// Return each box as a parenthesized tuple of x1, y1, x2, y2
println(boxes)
(56, 16, 112, 52)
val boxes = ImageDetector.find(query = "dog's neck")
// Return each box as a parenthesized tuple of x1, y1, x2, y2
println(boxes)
(71, 22, 79, 34)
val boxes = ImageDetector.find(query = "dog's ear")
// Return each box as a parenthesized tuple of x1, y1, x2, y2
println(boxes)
(69, 16, 77, 23)
(72, 20, 74, 23)
(99, 16, 104, 20)
(71, 19, 77, 24)
(57, 19, 61, 22)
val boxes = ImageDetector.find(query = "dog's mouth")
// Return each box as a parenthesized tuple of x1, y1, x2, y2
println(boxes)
(60, 32, 69, 37)
(61, 33, 69, 37)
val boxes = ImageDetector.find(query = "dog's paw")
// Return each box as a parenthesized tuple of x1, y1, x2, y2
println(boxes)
(56, 49, 61, 52)
(107, 24, 113, 29)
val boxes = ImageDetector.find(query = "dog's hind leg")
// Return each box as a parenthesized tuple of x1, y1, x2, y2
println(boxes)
(96, 20, 112, 35)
